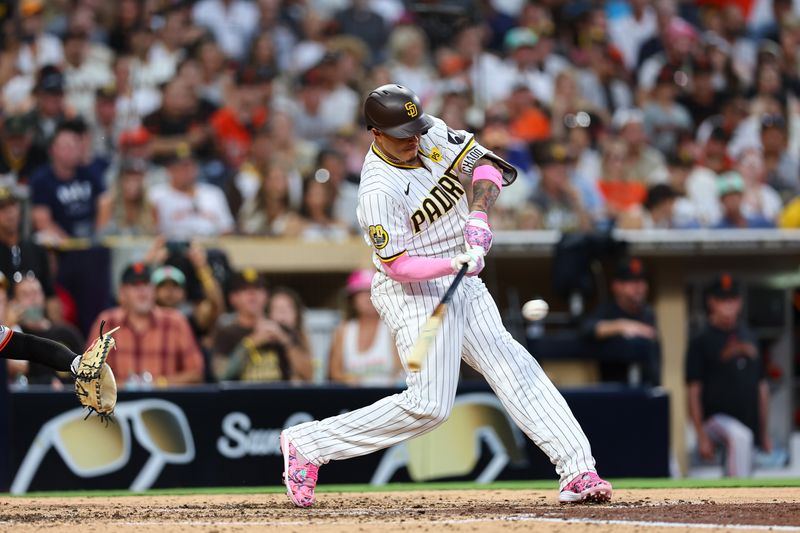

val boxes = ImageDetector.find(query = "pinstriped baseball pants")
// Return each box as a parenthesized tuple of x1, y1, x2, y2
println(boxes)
(285, 274, 596, 488)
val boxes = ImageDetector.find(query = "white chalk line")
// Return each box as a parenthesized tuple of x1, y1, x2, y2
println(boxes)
(2, 514, 797, 531)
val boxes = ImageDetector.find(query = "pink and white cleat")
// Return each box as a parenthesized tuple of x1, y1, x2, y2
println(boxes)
(559, 472, 612, 503)
(280, 432, 319, 507)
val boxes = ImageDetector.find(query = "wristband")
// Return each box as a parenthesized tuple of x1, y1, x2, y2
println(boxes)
(472, 165, 503, 189)
(468, 211, 488, 223)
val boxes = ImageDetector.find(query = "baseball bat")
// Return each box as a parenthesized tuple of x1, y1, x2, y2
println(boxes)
(407, 263, 469, 372)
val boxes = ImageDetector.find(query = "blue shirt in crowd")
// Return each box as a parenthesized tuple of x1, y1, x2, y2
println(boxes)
(30, 164, 105, 238)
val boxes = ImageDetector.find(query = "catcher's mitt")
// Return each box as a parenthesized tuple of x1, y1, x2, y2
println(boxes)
(74, 320, 119, 420)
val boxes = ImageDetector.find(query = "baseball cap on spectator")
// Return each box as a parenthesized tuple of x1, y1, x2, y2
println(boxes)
(60, 116, 88, 135)
(20, 0, 44, 17)
(346, 269, 373, 294)
(611, 108, 644, 132)
(119, 126, 152, 148)
(0, 186, 19, 208)
(534, 141, 573, 166)
(121, 262, 152, 285)
(666, 18, 698, 41)
(2, 112, 35, 136)
(707, 272, 740, 299)
(644, 183, 678, 211)
(151, 265, 186, 287)
(229, 268, 266, 292)
(614, 257, 646, 281)
(163, 142, 193, 166)
(717, 171, 745, 197)
(35, 66, 65, 93)
(757, 40, 782, 60)
(120, 158, 149, 173)
(96, 83, 118, 101)
(504, 27, 538, 51)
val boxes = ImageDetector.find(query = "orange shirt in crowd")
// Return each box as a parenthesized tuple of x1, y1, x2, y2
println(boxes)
(87, 307, 204, 385)
(210, 106, 269, 165)
(509, 108, 551, 143)
(598, 180, 648, 212)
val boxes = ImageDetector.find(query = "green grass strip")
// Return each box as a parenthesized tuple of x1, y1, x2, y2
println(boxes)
(10, 477, 800, 498)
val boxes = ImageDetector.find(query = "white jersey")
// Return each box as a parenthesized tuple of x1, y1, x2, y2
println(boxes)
(356, 116, 490, 270)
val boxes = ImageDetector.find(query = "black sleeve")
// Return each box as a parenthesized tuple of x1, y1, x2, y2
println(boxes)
(685, 333, 704, 384)
(1, 330, 78, 372)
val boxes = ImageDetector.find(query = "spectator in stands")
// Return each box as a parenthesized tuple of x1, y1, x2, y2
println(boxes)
(578, 41, 633, 116)
(212, 269, 309, 382)
(714, 172, 775, 229)
(30, 66, 70, 155)
(88, 85, 123, 161)
(10, 272, 83, 386)
(328, 269, 400, 386)
(608, 0, 658, 71)
(613, 108, 669, 185)
(113, 126, 168, 188)
(298, 176, 350, 240)
(267, 286, 313, 381)
(687, 273, 772, 477)
(89, 262, 205, 386)
(210, 66, 273, 173)
(15, 0, 64, 76)
(0, 112, 47, 183)
(62, 28, 113, 120)
(238, 164, 303, 237)
(147, 239, 225, 348)
(0, 186, 57, 310)
(759, 113, 800, 201)
(30, 123, 105, 242)
(148, 143, 234, 239)
(597, 139, 647, 221)
(96, 158, 157, 236)
(387, 25, 436, 105)
(737, 149, 783, 224)
(528, 141, 591, 232)
(334, 0, 387, 64)
(191, 0, 259, 61)
(143, 77, 212, 165)
(638, 17, 698, 93)
(642, 66, 693, 155)
(581, 257, 660, 386)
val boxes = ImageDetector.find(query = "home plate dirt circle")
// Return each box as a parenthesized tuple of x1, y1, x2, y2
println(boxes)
(2, 488, 799, 532)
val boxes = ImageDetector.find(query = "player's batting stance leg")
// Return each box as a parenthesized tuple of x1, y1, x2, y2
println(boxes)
(281, 84, 611, 507)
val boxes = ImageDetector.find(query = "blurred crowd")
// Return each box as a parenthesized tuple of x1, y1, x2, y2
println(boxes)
(0, 0, 799, 391)
(0, 0, 800, 239)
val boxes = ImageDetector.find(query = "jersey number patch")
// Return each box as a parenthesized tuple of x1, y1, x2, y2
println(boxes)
(369, 224, 389, 249)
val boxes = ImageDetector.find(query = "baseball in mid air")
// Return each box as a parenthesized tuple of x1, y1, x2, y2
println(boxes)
(522, 299, 549, 321)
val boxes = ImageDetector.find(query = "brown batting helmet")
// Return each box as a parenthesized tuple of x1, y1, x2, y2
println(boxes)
(364, 84, 434, 138)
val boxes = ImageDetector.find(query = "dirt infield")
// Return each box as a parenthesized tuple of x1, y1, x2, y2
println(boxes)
(2, 487, 799, 532)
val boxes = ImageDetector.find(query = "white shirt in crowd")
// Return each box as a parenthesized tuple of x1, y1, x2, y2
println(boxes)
(608, 6, 658, 70)
(148, 182, 234, 239)
(192, 0, 259, 60)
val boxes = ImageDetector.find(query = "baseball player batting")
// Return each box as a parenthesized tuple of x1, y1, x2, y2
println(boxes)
(280, 84, 612, 506)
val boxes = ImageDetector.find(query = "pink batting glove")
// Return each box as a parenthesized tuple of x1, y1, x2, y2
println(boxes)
(464, 211, 493, 253)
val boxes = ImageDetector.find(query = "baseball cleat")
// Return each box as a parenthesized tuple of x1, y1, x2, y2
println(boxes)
(559, 472, 612, 504)
(280, 432, 319, 508)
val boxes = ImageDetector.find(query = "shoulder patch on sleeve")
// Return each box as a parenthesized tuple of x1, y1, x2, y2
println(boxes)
(447, 127, 465, 145)
(368, 224, 389, 249)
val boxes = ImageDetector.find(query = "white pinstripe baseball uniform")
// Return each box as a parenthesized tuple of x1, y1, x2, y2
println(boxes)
(284, 116, 598, 487)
